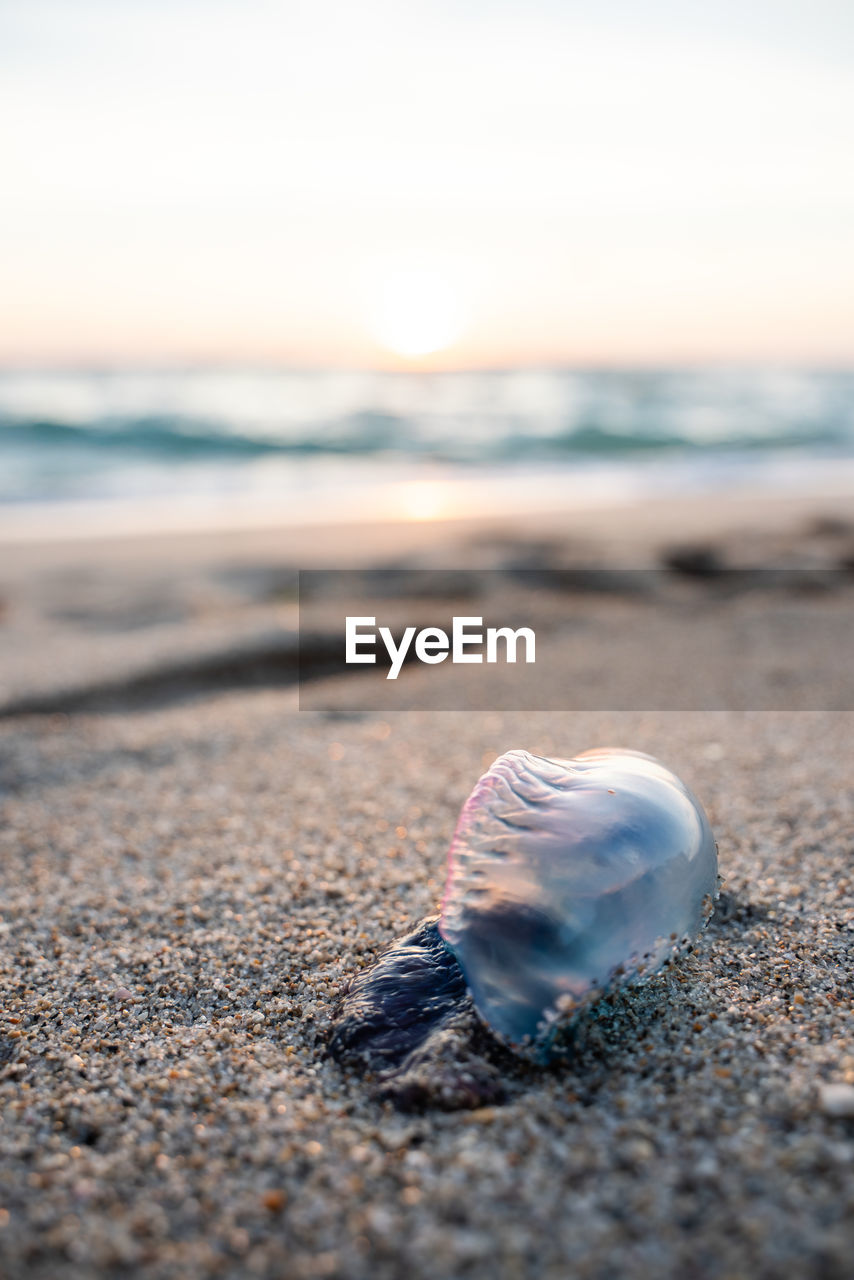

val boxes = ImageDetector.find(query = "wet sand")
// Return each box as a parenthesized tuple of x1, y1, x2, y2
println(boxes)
(1, 492, 853, 1279)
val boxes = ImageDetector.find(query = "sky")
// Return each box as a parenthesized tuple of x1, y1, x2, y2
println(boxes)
(2, 0, 854, 368)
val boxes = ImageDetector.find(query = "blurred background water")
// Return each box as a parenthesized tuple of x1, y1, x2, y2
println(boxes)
(2, 366, 853, 537)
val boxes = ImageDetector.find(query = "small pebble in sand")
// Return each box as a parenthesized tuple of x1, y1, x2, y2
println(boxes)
(818, 1082, 854, 1118)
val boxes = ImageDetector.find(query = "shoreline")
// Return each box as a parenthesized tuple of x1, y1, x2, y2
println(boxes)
(2, 476, 853, 560)
(2, 452, 853, 547)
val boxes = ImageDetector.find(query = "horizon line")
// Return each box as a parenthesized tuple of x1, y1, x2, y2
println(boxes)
(2, 357, 854, 377)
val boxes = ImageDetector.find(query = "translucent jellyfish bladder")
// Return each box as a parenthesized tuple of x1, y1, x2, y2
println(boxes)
(439, 748, 718, 1051)
(327, 747, 719, 1104)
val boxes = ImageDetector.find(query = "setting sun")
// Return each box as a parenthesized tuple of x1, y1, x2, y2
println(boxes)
(366, 265, 466, 359)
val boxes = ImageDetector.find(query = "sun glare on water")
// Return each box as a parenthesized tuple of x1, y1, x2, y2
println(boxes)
(366, 265, 466, 359)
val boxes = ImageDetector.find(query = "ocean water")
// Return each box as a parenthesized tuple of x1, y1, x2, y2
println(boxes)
(1, 367, 852, 536)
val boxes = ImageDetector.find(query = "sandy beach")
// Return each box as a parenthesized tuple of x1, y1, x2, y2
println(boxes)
(1, 491, 853, 1279)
